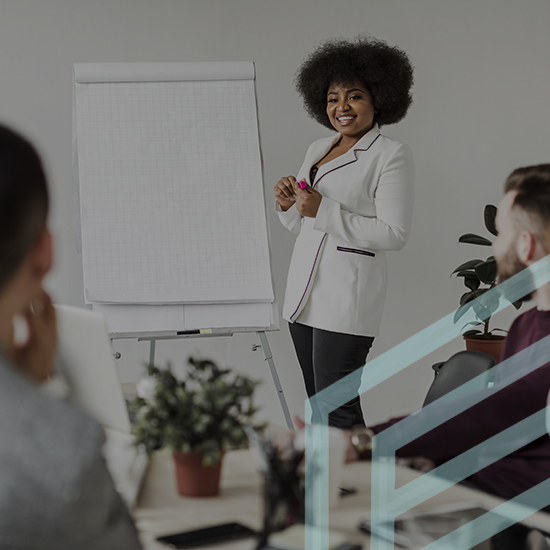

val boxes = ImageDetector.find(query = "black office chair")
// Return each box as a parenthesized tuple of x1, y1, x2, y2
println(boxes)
(420, 353, 550, 550)
(423, 350, 496, 407)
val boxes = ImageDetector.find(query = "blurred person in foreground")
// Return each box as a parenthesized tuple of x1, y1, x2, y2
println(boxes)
(0, 124, 141, 549)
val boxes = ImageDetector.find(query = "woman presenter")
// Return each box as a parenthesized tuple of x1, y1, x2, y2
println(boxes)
(274, 36, 415, 428)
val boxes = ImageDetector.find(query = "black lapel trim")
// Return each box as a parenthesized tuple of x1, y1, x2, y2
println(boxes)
(312, 133, 381, 190)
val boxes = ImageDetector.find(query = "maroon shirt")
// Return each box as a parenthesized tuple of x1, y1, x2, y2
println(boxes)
(372, 307, 550, 504)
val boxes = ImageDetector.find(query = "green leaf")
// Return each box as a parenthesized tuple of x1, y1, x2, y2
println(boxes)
(474, 259, 497, 285)
(129, 356, 263, 456)
(458, 273, 481, 291)
(512, 299, 523, 310)
(459, 233, 493, 246)
(460, 291, 476, 306)
(463, 329, 483, 337)
(451, 259, 484, 275)
(484, 205, 498, 236)
(460, 288, 488, 307)
(454, 288, 487, 322)
(454, 270, 476, 277)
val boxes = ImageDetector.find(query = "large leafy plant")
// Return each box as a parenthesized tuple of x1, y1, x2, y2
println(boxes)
(130, 356, 264, 465)
(451, 204, 522, 338)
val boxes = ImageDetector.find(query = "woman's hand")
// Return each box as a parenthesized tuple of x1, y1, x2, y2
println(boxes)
(8, 289, 57, 383)
(274, 176, 297, 211)
(293, 180, 322, 218)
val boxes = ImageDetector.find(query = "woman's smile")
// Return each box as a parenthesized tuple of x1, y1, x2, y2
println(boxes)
(336, 115, 356, 126)
(326, 80, 375, 142)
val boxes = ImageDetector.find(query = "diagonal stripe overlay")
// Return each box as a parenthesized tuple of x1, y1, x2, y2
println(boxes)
(305, 256, 550, 550)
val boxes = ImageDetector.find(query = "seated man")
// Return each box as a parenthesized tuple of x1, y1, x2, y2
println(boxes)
(342, 164, 550, 549)
(0, 125, 142, 549)
(351, 164, 550, 498)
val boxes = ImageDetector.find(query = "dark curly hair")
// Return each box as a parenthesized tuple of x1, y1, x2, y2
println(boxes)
(295, 36, 414, 129)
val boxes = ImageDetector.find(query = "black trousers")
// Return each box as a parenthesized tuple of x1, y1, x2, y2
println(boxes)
(289, 322, 374, 429)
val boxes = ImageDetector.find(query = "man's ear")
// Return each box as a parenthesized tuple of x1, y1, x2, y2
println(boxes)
(516, 230, 536, 264)
(30, 228, 53, 279)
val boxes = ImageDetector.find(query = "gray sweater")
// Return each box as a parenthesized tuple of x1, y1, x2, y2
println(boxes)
(0, 351, 142, 549)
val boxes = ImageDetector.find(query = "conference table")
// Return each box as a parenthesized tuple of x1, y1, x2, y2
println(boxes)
(132, 448, 550, 549)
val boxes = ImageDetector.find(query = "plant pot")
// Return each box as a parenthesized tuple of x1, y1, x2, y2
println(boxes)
(172, 452, 224, 497)
(463, 334, 505, 363)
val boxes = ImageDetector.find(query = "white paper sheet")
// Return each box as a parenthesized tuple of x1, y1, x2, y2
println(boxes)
(94, 302, 277, 334)
(93, 304, 185, 334)
(74, 61, 254, 83)
(184, 302, 277, 330)
(74, 62, 274, 305)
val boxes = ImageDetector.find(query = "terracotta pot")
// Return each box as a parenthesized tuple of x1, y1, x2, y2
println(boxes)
(172, 452, 224, 497)
(463, 334, 505, 363)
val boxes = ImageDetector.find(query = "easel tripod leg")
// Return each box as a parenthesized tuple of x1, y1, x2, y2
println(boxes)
(149, 340, 156, 366)
(256, 331, 294, 430)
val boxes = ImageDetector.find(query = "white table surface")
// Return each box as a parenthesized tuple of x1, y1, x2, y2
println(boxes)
(133, 449, 550, 550)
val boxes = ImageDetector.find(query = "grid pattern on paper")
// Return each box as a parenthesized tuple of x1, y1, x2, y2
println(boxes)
(76, 79, 273, 304)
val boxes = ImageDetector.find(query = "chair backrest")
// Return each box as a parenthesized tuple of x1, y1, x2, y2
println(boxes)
(423, 350, 496, 407)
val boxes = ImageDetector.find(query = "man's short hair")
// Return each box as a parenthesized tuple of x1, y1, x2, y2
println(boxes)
(504, 164, 550, 250)
(0, 125, 49, 289)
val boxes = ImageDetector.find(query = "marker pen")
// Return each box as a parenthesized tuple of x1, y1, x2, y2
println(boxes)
(299, 179, 311, 193)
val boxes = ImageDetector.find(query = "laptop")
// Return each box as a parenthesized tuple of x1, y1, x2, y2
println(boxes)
(54, 304, 149, 508)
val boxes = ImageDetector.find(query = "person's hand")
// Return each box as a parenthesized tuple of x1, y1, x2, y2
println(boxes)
(293, 415, 306, 430)
(8, 289, 57, 383)
(274, 176, 297, 211)
(292, 180, 322, 218)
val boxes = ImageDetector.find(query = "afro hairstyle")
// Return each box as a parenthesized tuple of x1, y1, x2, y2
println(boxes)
(295, 36, 414, 129)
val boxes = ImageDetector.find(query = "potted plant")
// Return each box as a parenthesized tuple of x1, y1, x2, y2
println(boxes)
(451, 204, 522, 361)
(129, 356, 263, 497)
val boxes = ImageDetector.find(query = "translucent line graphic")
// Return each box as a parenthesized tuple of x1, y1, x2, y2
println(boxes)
(304, 255, 550, 550)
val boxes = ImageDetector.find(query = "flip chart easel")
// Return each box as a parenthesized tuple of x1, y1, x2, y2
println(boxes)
(72, 62, 292, 428)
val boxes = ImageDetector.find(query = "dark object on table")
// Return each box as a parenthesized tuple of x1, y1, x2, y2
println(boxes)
(259, 539, 362, 550)
(423, 351, 495, 407)
(257, 442, 306, 548)
(339, 485, 357, 496)
(245, 427, 307, 549)
(156, 522, 256, 548)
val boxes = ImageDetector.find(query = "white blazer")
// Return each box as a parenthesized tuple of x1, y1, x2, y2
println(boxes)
(277, 124, 414, 337)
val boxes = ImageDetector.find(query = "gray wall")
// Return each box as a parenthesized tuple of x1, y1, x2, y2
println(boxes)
(2, 0, 549, 425)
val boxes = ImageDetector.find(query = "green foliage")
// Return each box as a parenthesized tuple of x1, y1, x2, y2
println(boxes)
(129, 357, 264, 465)
(451, 204, 522, 338)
